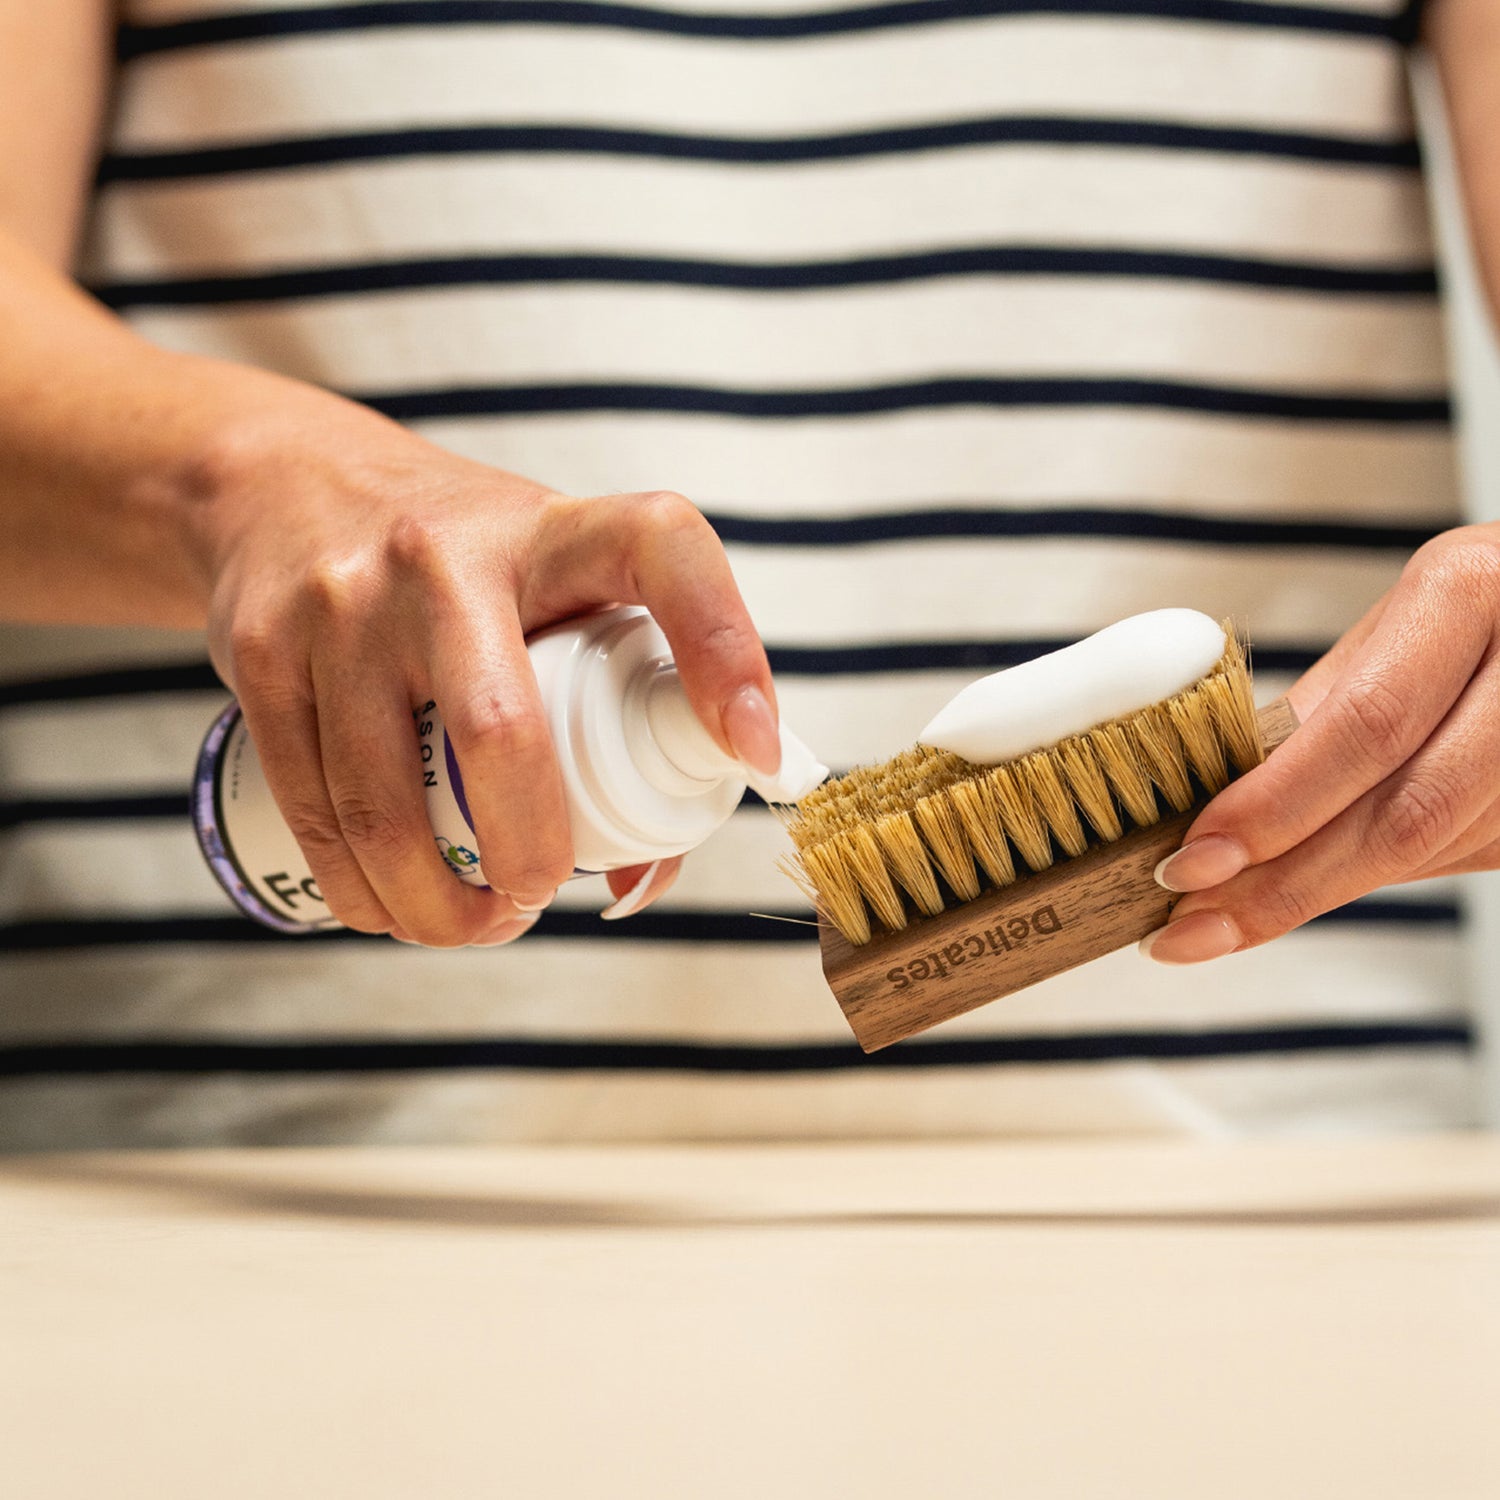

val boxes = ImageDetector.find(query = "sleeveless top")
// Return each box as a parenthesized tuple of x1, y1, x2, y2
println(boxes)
(0, 0, 1476, 1147)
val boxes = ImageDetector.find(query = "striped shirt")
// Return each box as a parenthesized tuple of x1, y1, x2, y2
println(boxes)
(0, 0, 1477, 1147)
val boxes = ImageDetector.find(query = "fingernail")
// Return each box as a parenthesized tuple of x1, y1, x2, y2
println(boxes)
(601, 861, 663, 922)
(510, 887, 557, 913)
(1154, 834, 1248, 893)
(722, 685, 781, 777)
(472, 911, 542, 947)
(1139, 910, 1244, 965)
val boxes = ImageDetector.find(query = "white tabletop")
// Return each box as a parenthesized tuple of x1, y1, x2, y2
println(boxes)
(3, 1135, 1499, 1499)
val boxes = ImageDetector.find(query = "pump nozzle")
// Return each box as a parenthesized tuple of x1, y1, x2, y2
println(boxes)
(742, 722, 828, 803)
(639, 668, 828, 803)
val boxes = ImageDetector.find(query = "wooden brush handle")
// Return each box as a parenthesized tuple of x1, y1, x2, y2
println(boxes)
(820, 697, 1298, 1052)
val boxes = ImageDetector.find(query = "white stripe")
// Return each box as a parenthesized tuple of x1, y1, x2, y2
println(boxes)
(0, 919, 1465, 1039)
(727, 536, 1412, 644)
(0, 693, 229, 795)
(122, 280, 1451, 392)
(417, 410, 1458, 522)
(0, 1048, 1474, 1149)
(0, 823, 228, 919)
(112, 21, 1413, 148)
(84, 150, 1437, 280)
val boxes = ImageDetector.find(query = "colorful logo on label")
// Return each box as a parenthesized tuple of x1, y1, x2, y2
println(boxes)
(436, 836, 481, 874)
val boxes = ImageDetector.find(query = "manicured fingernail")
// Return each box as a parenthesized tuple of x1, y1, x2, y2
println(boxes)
(1154, 834, 1248, 893)
(472, 910, 542, 946)
(601, 861, 663, 922)
(722, 685, 781, 777)
(1139, 910, 1244, 965)
(510, 887, 557, 913)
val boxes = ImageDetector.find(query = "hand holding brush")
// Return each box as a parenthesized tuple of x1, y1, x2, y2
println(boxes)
(781, 609, 1295, 1050)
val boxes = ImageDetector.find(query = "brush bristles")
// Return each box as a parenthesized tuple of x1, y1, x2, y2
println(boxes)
(780, 627, 1262, 946)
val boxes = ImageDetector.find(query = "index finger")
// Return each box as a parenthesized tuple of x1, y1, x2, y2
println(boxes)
(526, 489, 782, 776)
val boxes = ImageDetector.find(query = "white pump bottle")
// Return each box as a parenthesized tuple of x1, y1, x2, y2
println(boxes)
(193, 607, 828, 934)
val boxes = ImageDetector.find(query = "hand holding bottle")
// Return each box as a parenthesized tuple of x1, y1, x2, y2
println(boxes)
(197, 609, 826, 936)
(195, 391, 790, 946)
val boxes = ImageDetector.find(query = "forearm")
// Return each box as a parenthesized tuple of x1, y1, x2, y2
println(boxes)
(0, 228, 370, 628)
(1427, 0, 1500, 327)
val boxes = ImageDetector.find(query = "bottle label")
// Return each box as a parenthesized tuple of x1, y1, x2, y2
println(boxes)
(193, 700, 601, 933)
(193, 703, 338, 933)
(413, 700, 488, 886)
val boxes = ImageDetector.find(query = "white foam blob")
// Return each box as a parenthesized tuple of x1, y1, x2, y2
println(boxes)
(918, 609, 1227, 765)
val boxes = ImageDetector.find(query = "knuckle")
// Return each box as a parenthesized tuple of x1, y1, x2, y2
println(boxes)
(384, 514, 447, 579)
(303, 555, 365, 619)
(1416, 530, 1500, 604)
(448, 692, 551, 764)
(280, 800, 346, 858)
(528, 486, 570, 524)
(329, 792, 413, 863)
(1337, 675, 1408, 763)
(1250, 881, 1323, 941)
(483, 826, 574, 896)
(635, 488, 708, 542)
(1368, 772, 1460, 871)
(699, 617, 759, 665)
(270, 813, 395, 933)
(226, 616, 283, 688)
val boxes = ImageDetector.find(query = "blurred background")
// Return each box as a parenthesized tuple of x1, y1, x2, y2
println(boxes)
(1414, 52, 1500, 1122)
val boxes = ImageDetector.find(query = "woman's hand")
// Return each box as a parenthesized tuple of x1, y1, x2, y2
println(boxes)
(197, 390, 778, 947)
(0, 222, 764, 947)
(1142, 525, 1500, 963)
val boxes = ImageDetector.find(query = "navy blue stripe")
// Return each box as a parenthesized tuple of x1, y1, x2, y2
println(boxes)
(0, 899, 1461, 952)
(0, 793, 187, 831)
(114, 0, 1414, 59)
(0, 662, 224, 710)
(0, 640, 1328, 712)
(767, 640, 1326, 673)
(1317, 899, 1462, 926)
(0, 1020, 1472, 1078)
(357, 378, 1449, 425)
(91, 248, 1442, 309)
(95, 119, 1422, 185)
(706, 506, 1443, 550)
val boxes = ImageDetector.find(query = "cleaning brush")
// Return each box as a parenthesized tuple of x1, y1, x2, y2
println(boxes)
(780, 615, 1296, 1051)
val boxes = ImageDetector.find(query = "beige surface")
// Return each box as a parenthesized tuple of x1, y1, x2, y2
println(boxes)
(3, 1137, 1500, 1499)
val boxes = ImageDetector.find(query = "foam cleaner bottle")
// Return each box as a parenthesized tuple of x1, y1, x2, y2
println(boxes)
(193, 607, 828, 933)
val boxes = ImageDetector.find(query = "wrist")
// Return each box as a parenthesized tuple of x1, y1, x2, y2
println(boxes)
(157, 357, 392, 604)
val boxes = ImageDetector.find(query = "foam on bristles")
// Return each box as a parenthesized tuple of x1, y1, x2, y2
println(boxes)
(780, 628, 1260, 946)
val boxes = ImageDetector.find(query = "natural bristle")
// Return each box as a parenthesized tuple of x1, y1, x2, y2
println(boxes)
(779, 625, 1263, 945)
